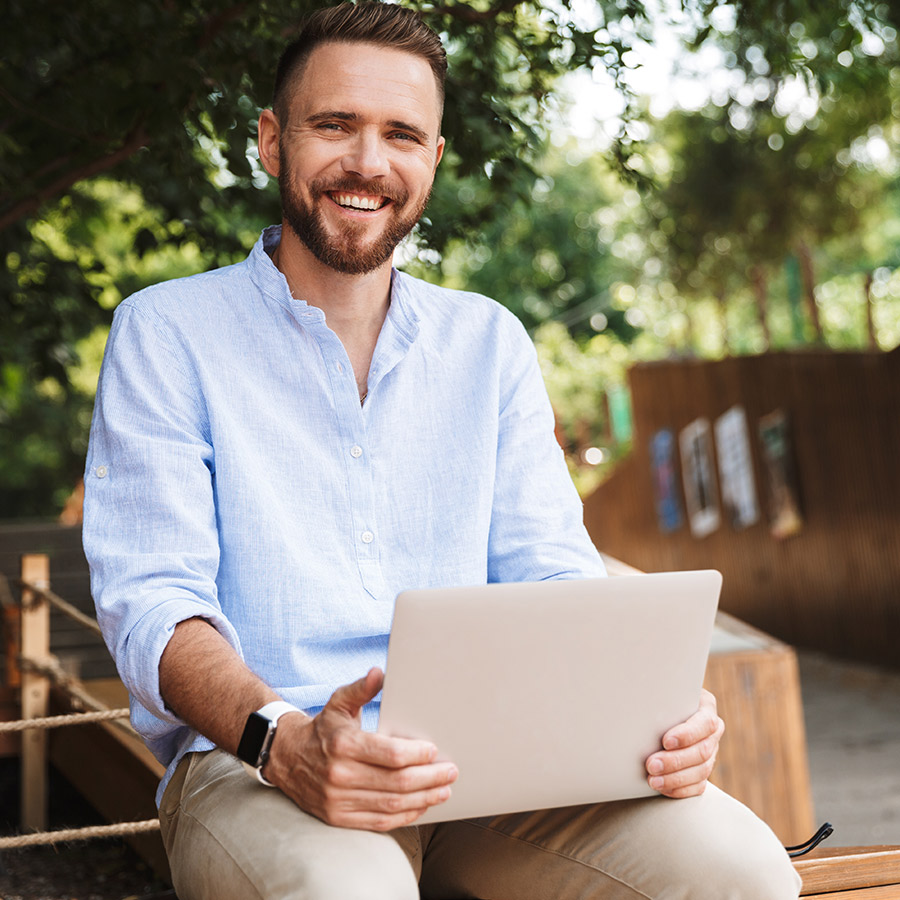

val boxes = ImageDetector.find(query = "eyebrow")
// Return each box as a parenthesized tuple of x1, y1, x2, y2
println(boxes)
(306, 110, 430, 143)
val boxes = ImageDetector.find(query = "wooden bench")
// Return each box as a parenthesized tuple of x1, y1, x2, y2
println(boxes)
(796, 845, 900, 898)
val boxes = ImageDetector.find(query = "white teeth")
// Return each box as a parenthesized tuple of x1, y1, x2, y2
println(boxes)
(336, 193, 383, 210)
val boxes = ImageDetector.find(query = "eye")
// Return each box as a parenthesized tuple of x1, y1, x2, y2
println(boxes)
(390, 131, 420, 143)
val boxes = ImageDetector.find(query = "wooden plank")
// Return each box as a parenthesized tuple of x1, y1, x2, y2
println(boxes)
(20, 553, 50, 832)
(797, 847, 900, 895)
(802, 885, 900, 899)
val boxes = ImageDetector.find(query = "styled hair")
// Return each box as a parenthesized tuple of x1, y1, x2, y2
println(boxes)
(273, 2, 448, 124)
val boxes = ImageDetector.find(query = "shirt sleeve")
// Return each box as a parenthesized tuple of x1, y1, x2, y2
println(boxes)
(487, 314, 607, 584)
(83, 301, 243, 725)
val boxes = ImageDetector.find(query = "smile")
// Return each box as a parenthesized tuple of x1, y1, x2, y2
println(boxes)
(330, 192, 389, 211)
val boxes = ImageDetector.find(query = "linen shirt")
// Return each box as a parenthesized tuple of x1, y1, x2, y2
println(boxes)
(83, 226, 605, 802)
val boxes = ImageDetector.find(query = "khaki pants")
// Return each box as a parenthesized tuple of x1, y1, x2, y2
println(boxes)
(159, 750, 801, 900)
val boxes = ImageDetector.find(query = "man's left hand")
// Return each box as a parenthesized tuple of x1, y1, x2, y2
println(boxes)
(644, 688, 724, 799)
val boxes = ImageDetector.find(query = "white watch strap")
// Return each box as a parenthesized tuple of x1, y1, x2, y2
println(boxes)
(256, 700, 302, 724)
(243, 700, 303, 787)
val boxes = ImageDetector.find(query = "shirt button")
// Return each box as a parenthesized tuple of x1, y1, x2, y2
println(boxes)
(350, 445, 363, 458)
(336, 362, 344, 373)
(361, 531, 374, 544)
(96, 466, 108, 478)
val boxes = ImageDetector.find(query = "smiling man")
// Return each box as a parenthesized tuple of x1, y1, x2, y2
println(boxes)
(83, 3, 801, 899)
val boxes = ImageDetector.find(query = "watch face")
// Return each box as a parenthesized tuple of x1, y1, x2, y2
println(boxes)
(237, 712, 271, 766)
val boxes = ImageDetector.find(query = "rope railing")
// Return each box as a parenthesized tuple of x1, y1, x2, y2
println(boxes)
(2, 554, 161, 860)
(17, 577, 103, 637)
(0, 818, 161, 849)
(18, 654, 137, 739)
(0, 706, 131, 733)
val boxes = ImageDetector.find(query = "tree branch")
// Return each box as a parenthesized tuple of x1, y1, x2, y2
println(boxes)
(198, 3, 250, 51)
(430, 0, 526, 24)
(0, 124, 149, 232)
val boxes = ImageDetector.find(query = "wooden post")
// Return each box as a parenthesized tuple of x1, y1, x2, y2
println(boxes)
(1, 573, 20, 689)
(20, 553, 50, 832)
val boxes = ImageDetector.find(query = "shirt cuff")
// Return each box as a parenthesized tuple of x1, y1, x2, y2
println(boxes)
(120, 596, 244, 726)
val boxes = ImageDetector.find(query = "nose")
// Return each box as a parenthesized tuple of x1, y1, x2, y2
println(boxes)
(342, 129, 390, 179)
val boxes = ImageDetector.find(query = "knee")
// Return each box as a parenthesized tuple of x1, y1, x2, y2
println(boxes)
(662, 800, 802, 900)
(631, 786, 802, 900)
(685, 839, 801, 900)
(296, 835, 420, 900)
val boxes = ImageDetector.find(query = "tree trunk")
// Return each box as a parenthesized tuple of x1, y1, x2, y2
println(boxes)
(864, 271, 878, 349)
(796, 241, 824, 344)
(716, 288, 731, 356)
(751, 266, 771, 350)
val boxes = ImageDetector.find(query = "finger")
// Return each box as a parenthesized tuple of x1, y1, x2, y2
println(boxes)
(327, 758, 458, 794)
(648, 757, 716, 798)
(660, 691, 722, 751)
(333, 727, 439, 770)
(326, 668, 385, 719)
(338, 782, 453, 816)
(317, 783, 453, 831)
(327, 806, 430, 833)
(646, 723, 722, 777)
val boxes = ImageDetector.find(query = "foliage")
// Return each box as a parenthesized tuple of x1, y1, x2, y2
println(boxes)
(3, 0, 900, 515)
(0, 0, 622, 517)
(633, 3, 899, 340)
(416, 143, 644, 339)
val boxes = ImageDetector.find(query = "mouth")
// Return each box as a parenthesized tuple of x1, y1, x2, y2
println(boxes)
(328, 191, 391, 212)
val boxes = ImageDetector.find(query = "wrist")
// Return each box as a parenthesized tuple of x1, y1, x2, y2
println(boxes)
(236, 700, 305, 786)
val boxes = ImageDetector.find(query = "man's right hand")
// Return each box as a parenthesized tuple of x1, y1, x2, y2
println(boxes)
(264, 667, 458, 832)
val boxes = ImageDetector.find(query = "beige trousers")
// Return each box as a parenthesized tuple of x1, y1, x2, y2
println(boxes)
(159, 750, 802, 900)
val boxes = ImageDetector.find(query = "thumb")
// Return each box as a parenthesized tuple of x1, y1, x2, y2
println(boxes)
(327, 667, 384, 718)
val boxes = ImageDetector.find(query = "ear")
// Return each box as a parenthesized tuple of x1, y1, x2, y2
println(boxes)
(257, 109, 282, 177)
(433, 136, 445, 173)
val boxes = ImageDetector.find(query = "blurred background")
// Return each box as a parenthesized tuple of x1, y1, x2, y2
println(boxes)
(1, 0, 899, 876)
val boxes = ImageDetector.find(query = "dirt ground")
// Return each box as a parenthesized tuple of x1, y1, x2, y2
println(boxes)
(0, 759, 173, 900)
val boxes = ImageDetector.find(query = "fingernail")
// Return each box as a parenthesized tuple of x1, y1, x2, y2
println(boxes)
(445, 765, 458, 781)
(647, 758, 663, 775)
(649, 776, 664, 790)
(439, 786, 451, 801)
(663, 736, 679, 751)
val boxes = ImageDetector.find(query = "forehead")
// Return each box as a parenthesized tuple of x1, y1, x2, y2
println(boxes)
(288, 41, 442, 136)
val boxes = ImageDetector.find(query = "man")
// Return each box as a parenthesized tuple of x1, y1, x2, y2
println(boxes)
(83, 3, 802, 898)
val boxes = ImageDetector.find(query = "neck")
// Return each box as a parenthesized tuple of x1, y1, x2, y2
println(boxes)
(273, 222, 392, 400)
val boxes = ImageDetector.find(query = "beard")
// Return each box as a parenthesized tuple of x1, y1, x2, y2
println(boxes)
(278, 147, 431, 275)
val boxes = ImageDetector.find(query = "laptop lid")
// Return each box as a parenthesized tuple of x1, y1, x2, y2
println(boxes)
(377, 570, 721, 824)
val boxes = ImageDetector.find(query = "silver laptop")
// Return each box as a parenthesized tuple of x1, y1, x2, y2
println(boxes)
(378, 570, 721, 824)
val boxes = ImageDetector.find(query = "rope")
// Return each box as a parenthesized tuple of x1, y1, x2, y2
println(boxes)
(0, 819, 160, 849)
(0, 707, 130, 733)
(18, 656, 138, 739)
(17, 578, 103, 637)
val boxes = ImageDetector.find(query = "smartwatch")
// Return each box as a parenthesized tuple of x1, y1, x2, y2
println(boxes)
(236, 700, 302, 785)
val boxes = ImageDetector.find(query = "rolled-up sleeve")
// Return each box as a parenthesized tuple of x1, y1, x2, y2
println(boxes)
(83, 301, 242, 725)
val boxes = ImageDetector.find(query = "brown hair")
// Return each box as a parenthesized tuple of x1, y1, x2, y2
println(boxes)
(273, 2, 447, 124)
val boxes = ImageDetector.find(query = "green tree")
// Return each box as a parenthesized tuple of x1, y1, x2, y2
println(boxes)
(0, 0, 623, 517)
(4, 0, 900, 515)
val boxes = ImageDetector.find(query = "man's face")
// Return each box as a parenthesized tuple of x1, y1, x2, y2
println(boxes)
(273, 41, 445, 275)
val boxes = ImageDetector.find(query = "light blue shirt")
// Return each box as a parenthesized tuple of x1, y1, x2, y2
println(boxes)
(83, 226, 605, 802)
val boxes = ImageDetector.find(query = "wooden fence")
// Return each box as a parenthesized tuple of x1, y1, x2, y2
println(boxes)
(584, 346, 900, 669)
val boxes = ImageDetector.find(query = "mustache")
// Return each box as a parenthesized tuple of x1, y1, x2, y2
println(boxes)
(308, 175, 409, 205)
